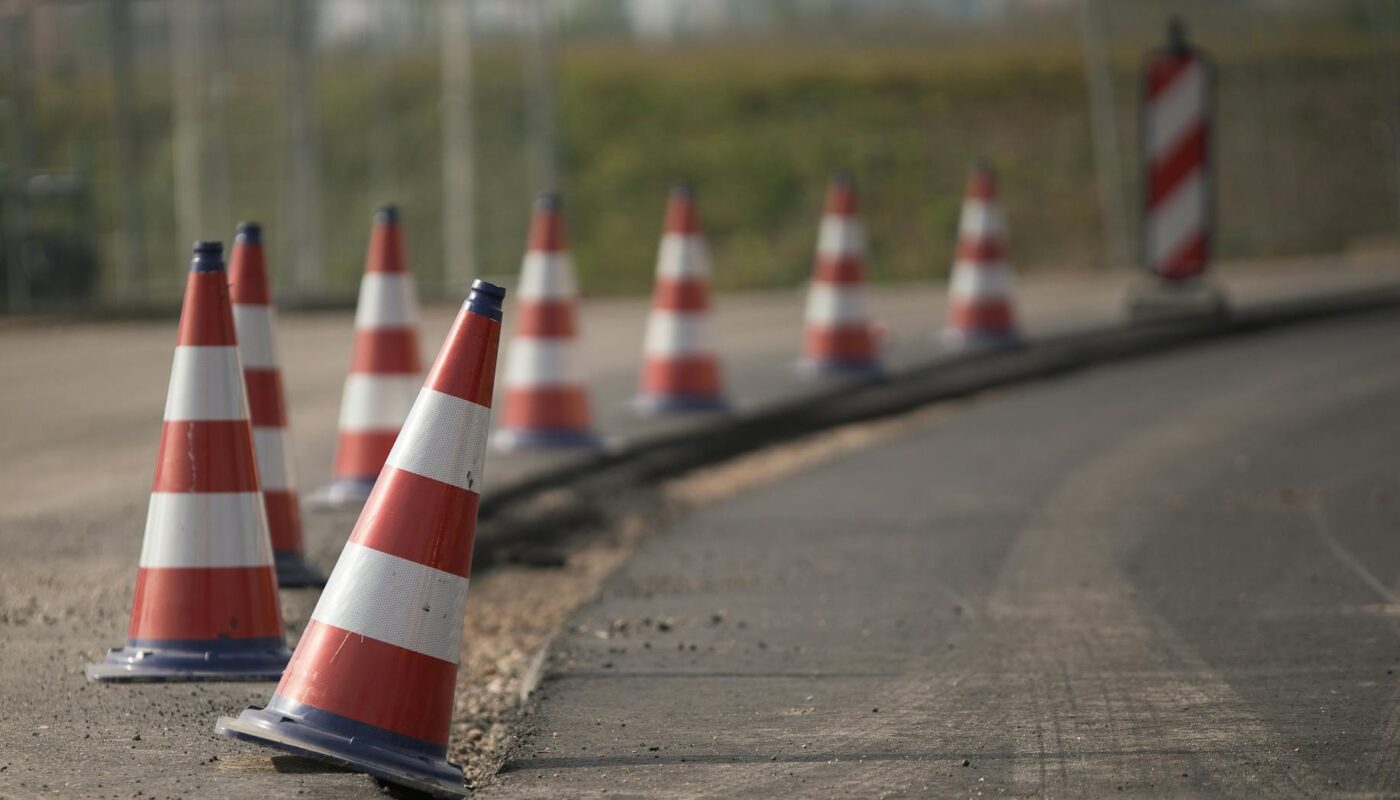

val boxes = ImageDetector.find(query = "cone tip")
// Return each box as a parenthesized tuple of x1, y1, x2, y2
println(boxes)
(671, 182, 694, 199)
(466, 279, 506, 321)
(536, 192, 562, 212)
(190, 240, 225, 272)
(831, 170, 854, 186)
(375, 204, 400, 224)
(235, 221, 262, 244)
(1168, 16, 1188, 53)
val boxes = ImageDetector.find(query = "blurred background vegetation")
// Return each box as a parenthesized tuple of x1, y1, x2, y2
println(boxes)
(1, 0, 1397, 309)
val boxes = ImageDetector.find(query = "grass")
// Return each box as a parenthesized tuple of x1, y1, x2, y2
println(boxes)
(5, 26, 1396, 304)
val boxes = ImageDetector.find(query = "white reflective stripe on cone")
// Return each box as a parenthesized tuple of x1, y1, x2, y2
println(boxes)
(164, 347, 248, 422)
(337, 374, 422, 431)
(517, 252, 578, 301)
(804, 283, 869, 326)
(656, 234, 711, 280)
(354, 273, 419, 329)
(1149, 60, 1205, 158)
(1147, 172, 1206, 267)
(310, 541, 469, 664)
(503, 338, 582, 388)
(252, 426, 292, 491)
(958, 200, 1007, 241)
(139, 492, 274, 568)
(386, 388, 491, 493)
(231, 305, 277, 369)
(643, 310, 713, 357)
(816, 216, 865, 260)
(950, 262, 1015, 300)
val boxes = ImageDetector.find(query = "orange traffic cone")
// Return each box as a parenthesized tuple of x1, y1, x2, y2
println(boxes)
(493, 194, 602, 450)
(799, 172, 881, 376)
(228, 223, 324, 587)
(87, 241, 290, 682)
(943, 161, 1021, 349)
(313, 205, 422, 508)
(634, 184, 727, 413)
(217, 280, 506, 797)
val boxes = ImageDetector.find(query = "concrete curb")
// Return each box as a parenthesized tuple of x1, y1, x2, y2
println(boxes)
(472, 282, 1400, 564)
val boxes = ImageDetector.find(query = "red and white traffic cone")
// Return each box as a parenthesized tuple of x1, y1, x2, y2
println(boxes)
(943, 161, 1021, 349)
(217, 280, 506, 798)
(493, 194, 602, 450)
(634, 184, 727, 414)
(228, 222, 324, 588)
(799, 172, 881, 376)
(313, 205, 422, 508)
(87, 241, 290, 682)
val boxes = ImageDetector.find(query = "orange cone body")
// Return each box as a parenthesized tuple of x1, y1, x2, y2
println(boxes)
(217, 280, 506, 798)
(634, 185, 727, 413)
(228, 223, 324, 587)
(314, 206, 422, 507)
(87, 242, 290, 682)
(493, 194, 602, 450)
(943, 162, 1021, 349)
(799, 173, 881, 375)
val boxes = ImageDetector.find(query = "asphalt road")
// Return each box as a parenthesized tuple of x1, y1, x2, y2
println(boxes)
(1, 257, 1399, 799)
(484, 308, 1400, 798)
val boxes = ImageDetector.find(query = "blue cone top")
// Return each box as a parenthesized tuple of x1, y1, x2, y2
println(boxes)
(466, 279, 506, 321)
(236, 222, 262, 245)
(190, 241, 225, 273)
(830, 169, 854, 186)
(1168, 17, 1189, 54)
(375, 204, 399, 224)
(671, 181, 695, 199)
(536, 192, 562, 212)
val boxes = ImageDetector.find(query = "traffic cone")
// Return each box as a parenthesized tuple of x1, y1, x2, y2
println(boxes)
(799, 172, 881, 376)
(943, 161, 1021, 349)
(312, 205, 422, 508)
(87, 242, 290, 682)
(493, 194, 602, 451)
(633, 184, 727, 414)
(227, 223, 324, 587)
(216, 280, 506, 798)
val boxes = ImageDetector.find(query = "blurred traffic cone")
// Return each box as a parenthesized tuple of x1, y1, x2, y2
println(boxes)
(217, 280, 506, 798)
(87, 242, 290, 682)
(228, 223, 325, 587)
(943, 161, 1021, 349)
(493, 194, 602, 450)
(799, 172, 881, 376)
(312, 205, 422, 508)
(634, 184, 727, 414)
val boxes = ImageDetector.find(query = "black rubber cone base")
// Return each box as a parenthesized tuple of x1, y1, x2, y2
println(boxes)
(306, 477, 376, 512)
(274, 551, 327, 588)
(491, 428, 606, 453)
(631, 393, 729, 415)
(86, 641, 290, 683)
(216, 705, 466, 798)
(795, 357, 884, 379)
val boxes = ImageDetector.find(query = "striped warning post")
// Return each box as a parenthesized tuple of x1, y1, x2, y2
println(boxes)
(799, 172, 881, 376)
(943, 161, 1021, 349)
(1143, 18, 1212, 281)
(634, 184, 727, 414)
(228, 223, 324, 587)
(216, 280, 506, 798)
(313, 205, 422, 508)
(87, 242, 290, 682)
(493, 194, 602, 450)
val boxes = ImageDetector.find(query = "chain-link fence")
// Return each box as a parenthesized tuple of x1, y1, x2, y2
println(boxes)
(0, 0, 1396, 312)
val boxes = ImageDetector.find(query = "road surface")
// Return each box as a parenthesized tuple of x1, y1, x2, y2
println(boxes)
(484, 308, 1400, 798)
(0, 258, 1398, 798)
